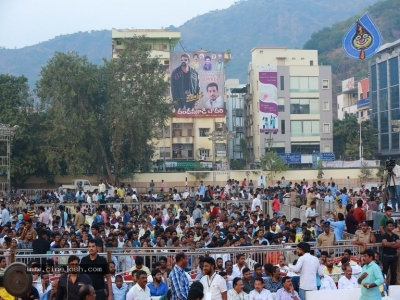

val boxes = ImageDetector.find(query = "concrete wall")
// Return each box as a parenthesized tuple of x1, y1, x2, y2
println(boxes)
(17, 168, 379, 190)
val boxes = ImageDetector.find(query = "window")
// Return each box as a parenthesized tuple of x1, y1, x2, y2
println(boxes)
(322, 79, 329, 89)
(159, 44, 168, 50)
(310, 60, 314, 66)
(290, 120, 319, 136)
(159, 147, 170, 158)
(360, 111, 364, 117)
(391, 86, 399, 109)
(323, 101, 330, 110)
(199, 128, 210, 137)
(360, 93, 364, 100)
(323, 123, 330, 133)
(280, 76, 285, 90)
(390, 57, 399, 86)
(162, 126, 170, 137)
(278, 98, 285, 112)
(290, 98, 319, 114)
(199, 149, 210, 157)
(281, 120, 285, 134)
(290, 77, 319, 92)
(379, 62, 388, 89)
(371, 65, 377, 91)
(380, 89, 388, 111)
(116, 40, 122, 45)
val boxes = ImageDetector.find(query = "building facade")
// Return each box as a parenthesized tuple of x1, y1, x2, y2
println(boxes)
(370, 39, 400, 157)
(225, 79, 246, 164)
(112, 29, 231, 171)
(246, 47, 333, 165)
(337, 77, 370, 122)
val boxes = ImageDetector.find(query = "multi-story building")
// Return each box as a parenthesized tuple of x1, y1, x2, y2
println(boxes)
(225, 79, 246, 164)
(112, 29, 231, 170)
(246, 47, 333, 166)
(337, 77, 370, 122)
(370, 38, 400, 157)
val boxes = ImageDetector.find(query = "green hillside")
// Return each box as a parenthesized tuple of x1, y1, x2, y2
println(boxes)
(0, 0, 380, 87)
(304, 0, 400, 94)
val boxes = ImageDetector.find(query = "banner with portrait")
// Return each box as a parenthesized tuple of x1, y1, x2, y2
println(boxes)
(259, 65, 278, 133)
(170, 51, 225, 118)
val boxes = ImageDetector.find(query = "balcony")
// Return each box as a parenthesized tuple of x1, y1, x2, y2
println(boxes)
(172, 136, 194, 144)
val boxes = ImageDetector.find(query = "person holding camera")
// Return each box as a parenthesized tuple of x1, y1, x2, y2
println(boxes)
(384, 159, 400, 211)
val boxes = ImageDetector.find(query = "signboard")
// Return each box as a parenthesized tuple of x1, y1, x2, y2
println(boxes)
(170, 51, 225, 118)
(277, 153, 301, 164)
(259, 66, 278, 133)
(357, 98, 370, 109)
(342, 77, 355, 92)
(321, 152, 335, 161)
(165, 161, 212, 169)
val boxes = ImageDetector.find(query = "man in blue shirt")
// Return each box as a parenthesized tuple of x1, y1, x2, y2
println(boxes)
(148, 269, 169, 297)
(339, 189, 349, 206)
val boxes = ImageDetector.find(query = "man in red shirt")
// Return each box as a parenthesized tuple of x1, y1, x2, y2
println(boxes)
(241, 178, 247, 187)
(353, 199, 366, 224)
(209, 202, 219, 218)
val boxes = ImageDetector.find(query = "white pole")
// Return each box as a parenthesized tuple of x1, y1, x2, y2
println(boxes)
(359, 121, 362, 163)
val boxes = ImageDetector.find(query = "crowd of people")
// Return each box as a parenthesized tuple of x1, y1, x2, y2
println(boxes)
(0, 177, 393, 300)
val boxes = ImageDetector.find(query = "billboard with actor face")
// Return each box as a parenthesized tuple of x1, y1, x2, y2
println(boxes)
(170, 51, 225, 118)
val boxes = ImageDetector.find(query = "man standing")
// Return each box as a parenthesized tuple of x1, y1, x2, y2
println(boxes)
(345, 204, 359, 235)
(126, 270, 151, 300)
(358, 249, 384, 300)
(55, 255, 93, 300)
(169, 252, 190, 300)
(204, 83, 224, 109)
(200, 257, 227, 300)
(148, 269, 168, 297)
(233, 254, 247, 276)
(380, 206, 394, 234)
(353, 221, 376, 253)
(317, 221, 337, 248)
(289, 242, 321, 300)
(74, 207, 85, 229)
(171, 53, 200, 109)
(80, 240, 112, 300)
(305, 201, 319, 220)
(0, 203, 9, 226)
(381, 220, 400, 285)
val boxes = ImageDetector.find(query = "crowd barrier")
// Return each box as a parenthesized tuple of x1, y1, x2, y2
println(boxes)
(12, 243, 378, 273)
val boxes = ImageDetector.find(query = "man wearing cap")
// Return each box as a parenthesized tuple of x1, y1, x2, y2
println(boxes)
(353, 221, 376, 253)
(335, 199, 346, 216)
(317, 221, 336, 251)
(380, 206, 394, 234)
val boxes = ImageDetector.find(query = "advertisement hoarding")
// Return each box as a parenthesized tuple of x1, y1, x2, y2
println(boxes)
(259, 66, 278, 133)
(277, 153, 301, 164)
(170, 51, 225, 118)
(342, 77, 355, 92)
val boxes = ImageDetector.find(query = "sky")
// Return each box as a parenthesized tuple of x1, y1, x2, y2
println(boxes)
(0, 0, 237, 49)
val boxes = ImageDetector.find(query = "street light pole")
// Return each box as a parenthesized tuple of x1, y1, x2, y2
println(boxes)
(359, 121, 362, 164)
(162, 126, 166, 172)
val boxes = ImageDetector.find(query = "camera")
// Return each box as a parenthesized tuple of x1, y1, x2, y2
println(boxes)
(385, 158, 396, 173)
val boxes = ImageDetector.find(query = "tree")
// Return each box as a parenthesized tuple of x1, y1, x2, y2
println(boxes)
(0, 74, 49, 186)
(333, 113, 377, 160)
(317, 159, 324, 179)
(35, 36, 171, 181)
(103, 37, 171, 179)
(260, 151, 288, 183)
(239, 138, 250, 167)
(358, 162, 374, 184)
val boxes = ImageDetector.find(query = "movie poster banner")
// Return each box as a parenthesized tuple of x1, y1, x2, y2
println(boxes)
(259, 65, 278, 133)
(170, 51, 225, 118)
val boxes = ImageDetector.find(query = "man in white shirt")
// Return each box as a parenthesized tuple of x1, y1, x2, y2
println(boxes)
(305, 201, 319, 220)
(0, 204, 9, 226)
(324, 190, 334, 212)
(204, 82, 224, 109)
(319, 274, 337, 290)
(249, 277, 273, 300)
(126, 270, 151, 300)
(232, 254, 247, 276)
(289, 242, 321, 300)
(200, 257, 227, 300)
(251, 197, 262, 212)
(338, 265, 358, 289)
(99, 179, 106, 193)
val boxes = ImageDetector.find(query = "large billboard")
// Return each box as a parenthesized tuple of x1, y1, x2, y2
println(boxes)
(342, 77, 355, 92)
(259, 66, 278, 133)
(170, 51, 225, 118)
